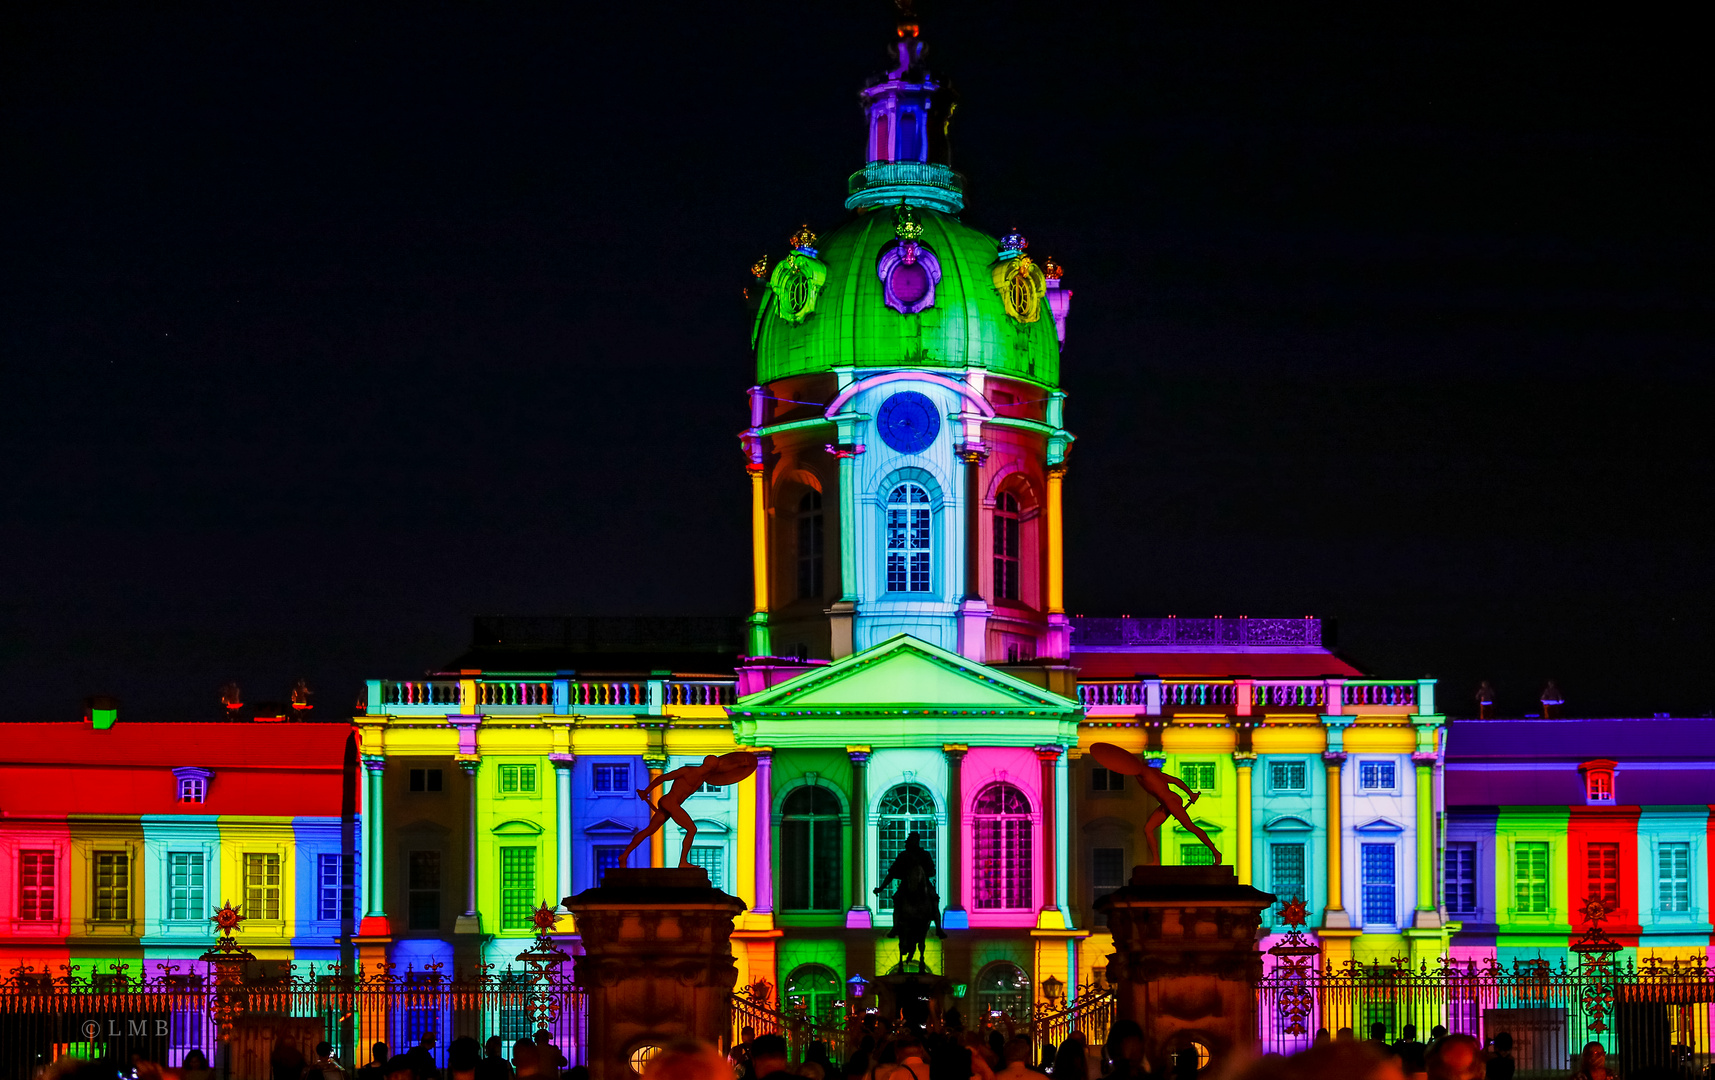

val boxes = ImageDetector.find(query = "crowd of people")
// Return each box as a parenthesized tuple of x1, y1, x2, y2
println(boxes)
(710, 1015, 1618, 1080)
(32, 1017, 1635, 1080)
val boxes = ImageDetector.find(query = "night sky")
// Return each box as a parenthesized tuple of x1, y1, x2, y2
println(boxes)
(2, 4, 1708, 721)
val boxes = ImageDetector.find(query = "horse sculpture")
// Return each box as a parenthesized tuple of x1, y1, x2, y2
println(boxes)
(874, 831, 947, 970)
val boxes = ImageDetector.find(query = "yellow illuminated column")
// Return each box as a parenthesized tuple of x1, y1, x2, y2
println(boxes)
(1233, 754, 1255, 885)
(1045, 466, 1066, 614)
(646, 759, 666, 868)
(747, 464, 771, 656)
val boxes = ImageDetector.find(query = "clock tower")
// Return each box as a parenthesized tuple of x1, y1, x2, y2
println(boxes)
(739, 8, 1073, 668)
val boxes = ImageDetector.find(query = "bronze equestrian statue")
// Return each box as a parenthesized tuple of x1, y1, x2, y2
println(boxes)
(873, 831, 947, 970)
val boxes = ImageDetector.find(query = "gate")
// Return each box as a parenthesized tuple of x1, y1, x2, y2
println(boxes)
(1256, 898, 1715, 1075)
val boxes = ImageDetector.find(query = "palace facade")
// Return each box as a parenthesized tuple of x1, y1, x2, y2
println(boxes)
(3, 8, 1710, 1038)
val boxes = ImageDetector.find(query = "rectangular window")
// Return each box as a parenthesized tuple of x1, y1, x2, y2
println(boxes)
(1514, 842, 1549, 915)
(168, 852, 205, 921)
(687, 845, 725, 891)
(318, 853, 358, 922)
(1093, 846, 1124, 926)
(1359, 761, 1397, 790)
(178, 777, 206, 803)
(1180, 762, 1216, 792)
(501, 847, 536, 930)
(592, 764, 628, 793)
(594, 845, 626, 884)
(408, 850, 441, 930)
(1445, 843, 1478, 916)
(498, 764, 537, 794)
(1269, 842, 1307, 924)
(1269, 761, 1307, 792)
(19, 850, 55, 922)
(1091, 767, 1123, 792)
(1180, 843, 1216, 866)
(408, 768, 443, 793)
(1658, 843, 1691, 913)
(244, 853, 281, 921)
(94, 851, 130, 922)
(993, 497, 1020, 601)
(1360, 843, 1395, 925)
(797, 502, 824, 599)
(1587, 843, 1620, 913)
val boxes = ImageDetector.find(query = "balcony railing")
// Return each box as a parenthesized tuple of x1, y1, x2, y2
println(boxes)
(370, 677, 737, 716)
(1071, 616, 1324, 648)
(1077, 678, 1426, 716)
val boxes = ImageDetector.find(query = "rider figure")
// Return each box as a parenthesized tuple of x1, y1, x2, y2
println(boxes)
(874, 832, 948, 939)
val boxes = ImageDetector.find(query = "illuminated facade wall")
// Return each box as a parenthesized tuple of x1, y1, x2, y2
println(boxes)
(1443, 717, 1715, 972)
(0, 720, 353, 978)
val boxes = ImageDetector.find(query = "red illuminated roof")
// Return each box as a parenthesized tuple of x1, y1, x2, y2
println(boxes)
(0, 722, 352, 818)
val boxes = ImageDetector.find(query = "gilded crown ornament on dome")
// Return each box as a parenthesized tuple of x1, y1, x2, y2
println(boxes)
(751, 255, 769, 279)
(894, 203, 925, 241)
(789, 224, 819, 256)
(1044, 256, 1064, 280)
(998, 228, 1028, 257)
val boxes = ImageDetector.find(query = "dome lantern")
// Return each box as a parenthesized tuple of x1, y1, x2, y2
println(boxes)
(847, 1, 964, 215)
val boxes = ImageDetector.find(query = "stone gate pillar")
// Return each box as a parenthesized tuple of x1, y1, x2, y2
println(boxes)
(1094, 864, 1274, 1073)
(565, 867, 747, 1080)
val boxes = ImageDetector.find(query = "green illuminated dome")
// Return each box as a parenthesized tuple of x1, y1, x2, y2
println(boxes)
(751, 208, 1062, 389)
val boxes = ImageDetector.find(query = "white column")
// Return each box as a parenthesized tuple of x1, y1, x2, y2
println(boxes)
(553, 754, 575, 910)
(362, 757, 386, 921)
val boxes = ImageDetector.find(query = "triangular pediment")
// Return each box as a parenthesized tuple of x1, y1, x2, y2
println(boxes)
(583, 818, 635, 835)
(730, 635, 1081, 750)
(739, 634, 1078, 712)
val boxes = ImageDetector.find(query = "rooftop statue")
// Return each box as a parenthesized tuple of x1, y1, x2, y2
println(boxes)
(1091, 742, 1222, 865)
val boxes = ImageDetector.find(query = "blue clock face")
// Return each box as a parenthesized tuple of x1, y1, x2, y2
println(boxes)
(877, 391, 941, 454)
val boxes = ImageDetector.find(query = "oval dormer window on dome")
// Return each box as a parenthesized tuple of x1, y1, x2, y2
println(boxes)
(769, 225, 828, 324)
(992, 230, 1046, 323)
(879, 204, 942, 315)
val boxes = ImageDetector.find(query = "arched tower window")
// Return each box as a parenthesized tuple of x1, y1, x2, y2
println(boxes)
(886, 483, 932, 593)
(975, 961, 1030, 1021)
(797, 490, 824, 600)
(876, 782, 937, 912)
(994, 492, 1020, 601)
(973, 782, 1032, 910)
(873, 114, 892, 162)
(780, 786, 842, 911)
(784, 963, 841, 1025)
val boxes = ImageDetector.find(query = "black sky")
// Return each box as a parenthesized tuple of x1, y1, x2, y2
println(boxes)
(2, 4, 1709, 721)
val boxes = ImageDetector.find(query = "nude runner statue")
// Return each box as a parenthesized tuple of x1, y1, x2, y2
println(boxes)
(1089, 742, 1222, 864)
(619, 751, 758, 868)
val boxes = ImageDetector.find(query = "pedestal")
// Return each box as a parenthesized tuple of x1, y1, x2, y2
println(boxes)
(1094, 865, 1274, 1073)
(565, 867, 747, 1080)
(875, 971, 951, 1028)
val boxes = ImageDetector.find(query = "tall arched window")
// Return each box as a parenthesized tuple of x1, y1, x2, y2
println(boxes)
(784, 963, 841, 1025)
(993, 492, 1020, 601)
(886, 483, 932, 593)
(780, 786, 842, 911)
(876, 782, 937, 912)
(975, 961, 1030, 1021)
(973, 782, 1032, 910)
(797, 490, 824, 600)
(873, 114, 891, 162)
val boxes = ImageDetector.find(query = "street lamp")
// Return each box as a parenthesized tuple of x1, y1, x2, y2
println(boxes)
(1041, 975, 1065, 1007)
(846, 973, 870, 1001)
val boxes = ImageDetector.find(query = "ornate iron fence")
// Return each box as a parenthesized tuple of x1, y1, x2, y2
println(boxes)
(1, 905, 585, 1080)
(1257, 898, 1715, 1076)
(1031, 986, 1117, 1053)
